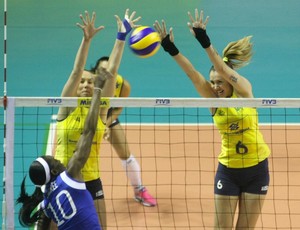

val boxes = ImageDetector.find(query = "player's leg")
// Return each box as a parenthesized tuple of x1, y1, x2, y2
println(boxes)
(214, 194, 239, 229)
(236, 159, 269, 229)
(214, 162, 241, 229)
(236, 193, 266, 229)
(94, 199, 107, 230)
(108, 122, 131, 160)
(108, 122, 157, 206)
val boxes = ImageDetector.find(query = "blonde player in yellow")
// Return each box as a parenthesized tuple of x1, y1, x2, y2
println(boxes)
(154, 9, 270, 229)
(54, 9, 141, 230)
(91, 56, 157, 207)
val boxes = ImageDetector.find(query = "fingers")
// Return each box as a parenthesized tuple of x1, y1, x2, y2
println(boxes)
(169, 27, 174, 42)
(187, 11, 194, 23)
(199, 10, 209, 27)
(77, 11, 101, 31)
(132, 16, 142, 23)
(153, 21, 159, 31)
(128, 9, 142, 28)
(162, 20, 167, 34)
(195, 8, 199, 22)
(95, 25, 105, 33)
(124, 8, 129, 19)
(114, 14, 121, 25)
(204, 15, 210, 26)
(90, 11, 96, 24)
(187, 9, 209, 29)
(129, 10, 136, 21)
(84, 11, 91, 24)
(76, 22, 84, 29)
(153, 20, 166, 34)
(114, 14, 121, 22)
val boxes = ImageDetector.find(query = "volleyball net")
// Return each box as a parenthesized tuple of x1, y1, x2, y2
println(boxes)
(1, 96, 300, 229)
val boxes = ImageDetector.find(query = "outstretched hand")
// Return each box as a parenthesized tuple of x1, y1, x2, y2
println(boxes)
(187, 9, 211, 49)
(187, 9, 209, 37)
(153, 20, 179, 56)
(115, 8, 142, 40)
(153, 20, 174, 42)
(77, 11, 104, 41)
(94, 67, 113, 89)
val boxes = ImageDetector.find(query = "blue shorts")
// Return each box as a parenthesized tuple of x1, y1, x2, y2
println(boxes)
(214, 159, 270, 196)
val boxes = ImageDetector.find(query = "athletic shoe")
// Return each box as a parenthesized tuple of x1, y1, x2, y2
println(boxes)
(134, 187, 157, 207)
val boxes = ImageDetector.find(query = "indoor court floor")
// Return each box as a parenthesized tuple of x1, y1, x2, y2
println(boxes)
(100, 124, 300, 230)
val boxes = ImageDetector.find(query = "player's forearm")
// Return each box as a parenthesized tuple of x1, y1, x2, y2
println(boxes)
(72, 38, 92, 73)
(108, 40, 125, 76)
(84, 88, 102, 134)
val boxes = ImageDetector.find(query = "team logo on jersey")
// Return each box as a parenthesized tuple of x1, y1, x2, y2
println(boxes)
(229, 122, 239, 131)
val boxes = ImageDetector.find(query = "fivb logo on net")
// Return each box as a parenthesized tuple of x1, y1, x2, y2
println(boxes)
(47, 98, 62, 104)
(155, 98, 171, 105)
(262, 99, 277, 105)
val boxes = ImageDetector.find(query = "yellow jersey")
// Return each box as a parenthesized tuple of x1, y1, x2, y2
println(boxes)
(213, 94, 270, 168)
(55, 106, 106, 181)
(114, 74, 124, 98)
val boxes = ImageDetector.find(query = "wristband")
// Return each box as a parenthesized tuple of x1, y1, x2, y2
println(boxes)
(192, 27, 211, 49)
(161, 35, 179, 56)
(117, 32, 126, 41)
(117, 18, 132, 41)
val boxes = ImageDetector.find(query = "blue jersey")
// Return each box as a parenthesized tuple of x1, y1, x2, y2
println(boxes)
(41, 171, 101, 230)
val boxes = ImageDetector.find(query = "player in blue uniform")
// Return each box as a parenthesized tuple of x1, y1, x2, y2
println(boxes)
(16, 67, 111, 230)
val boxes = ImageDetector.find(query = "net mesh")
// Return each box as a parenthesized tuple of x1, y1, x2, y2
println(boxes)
(2, 97, 300, 229)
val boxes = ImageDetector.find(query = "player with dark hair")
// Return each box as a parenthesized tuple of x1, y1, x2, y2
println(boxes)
(53, 9, 141, 229)
(16, 68, 111, 230)
(91, 56, 157, 207)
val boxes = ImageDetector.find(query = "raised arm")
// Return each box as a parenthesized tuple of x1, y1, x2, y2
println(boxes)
(57, 11, 104, 120)
(154, 20, 216, 98)
(109, 9, 141, 75)
(67, 69, 112, 180)
(187, 9, 253, 98)
(99, 9, 141, 123)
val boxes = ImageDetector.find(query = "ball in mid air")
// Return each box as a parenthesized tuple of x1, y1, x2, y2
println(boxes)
(129, 26, 161, 58)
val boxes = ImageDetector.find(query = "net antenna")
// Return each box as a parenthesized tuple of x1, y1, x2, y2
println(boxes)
(2, 0, 8, 228)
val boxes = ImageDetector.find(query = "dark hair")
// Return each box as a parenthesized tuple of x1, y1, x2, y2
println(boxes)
(90, 56, 109, 73)
(16, 177, 44, 227)
(29, 161, 47, 186)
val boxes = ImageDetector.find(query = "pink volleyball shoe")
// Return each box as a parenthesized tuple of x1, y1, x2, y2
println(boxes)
(134, 187, 157, 207)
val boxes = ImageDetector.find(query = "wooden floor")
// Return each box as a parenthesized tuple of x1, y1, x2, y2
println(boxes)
(100, 124, 300, 230)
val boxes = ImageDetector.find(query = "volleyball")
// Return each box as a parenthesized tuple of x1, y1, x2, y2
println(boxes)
(128, 26, 161, 58)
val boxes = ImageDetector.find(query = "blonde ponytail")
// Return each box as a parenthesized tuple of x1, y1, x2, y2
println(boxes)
(222, 36, 253, 70)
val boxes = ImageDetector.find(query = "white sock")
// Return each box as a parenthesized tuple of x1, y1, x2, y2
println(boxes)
(121, 154, 142, 190)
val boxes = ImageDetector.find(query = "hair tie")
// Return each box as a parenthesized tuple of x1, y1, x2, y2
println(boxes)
(35, 157, 51, 186)
(223, 57, 229, 62)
